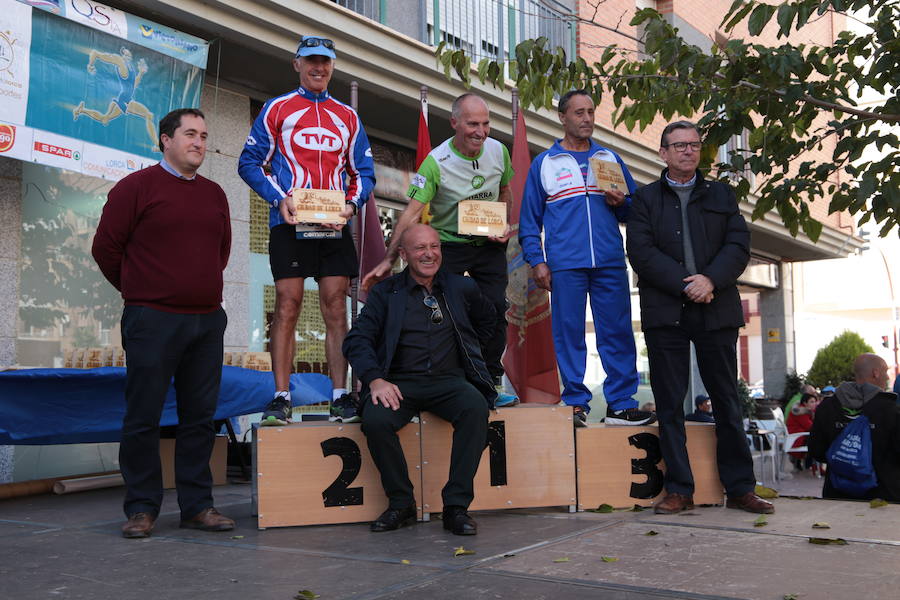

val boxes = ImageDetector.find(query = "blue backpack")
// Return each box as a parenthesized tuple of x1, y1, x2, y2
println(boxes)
(826, 414, 878, 497)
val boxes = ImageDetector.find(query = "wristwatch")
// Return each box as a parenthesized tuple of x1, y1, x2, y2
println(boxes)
(345, 201, 358, 216)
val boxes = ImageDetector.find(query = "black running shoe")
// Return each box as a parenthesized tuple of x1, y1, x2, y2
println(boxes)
(604, 407, 657, 426)
(259, 395, 291, 426)
(330, 393, 361, 423)
(572, 405, 588, 428)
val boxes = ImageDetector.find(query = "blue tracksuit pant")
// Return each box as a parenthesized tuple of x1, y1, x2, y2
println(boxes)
(550, 267, 638, 412)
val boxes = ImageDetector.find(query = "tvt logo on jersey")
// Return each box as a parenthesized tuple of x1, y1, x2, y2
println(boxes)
(293, 127, 343, 151)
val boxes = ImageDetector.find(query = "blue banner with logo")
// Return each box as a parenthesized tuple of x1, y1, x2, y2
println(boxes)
(16, 0, 208, 68)
(25, 8, 204, 158)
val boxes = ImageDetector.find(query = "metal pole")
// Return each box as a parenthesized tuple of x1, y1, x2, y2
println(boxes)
(878, 247, 899, 377)
(511, 87, 518, 130)
(421, 85, 428, 122)
(350, 81, 361, 392)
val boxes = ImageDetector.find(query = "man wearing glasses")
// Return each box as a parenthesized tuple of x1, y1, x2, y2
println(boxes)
(627, 120, 773, 515)
(238, 36, 375, 426)
(343, 224, 495, 535)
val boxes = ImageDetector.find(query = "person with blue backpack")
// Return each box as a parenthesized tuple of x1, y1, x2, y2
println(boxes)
(809, 353, 900, 502)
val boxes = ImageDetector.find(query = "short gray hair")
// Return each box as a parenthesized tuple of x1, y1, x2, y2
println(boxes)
(451, 93, 486, 120)
(660, 120, 699, 147)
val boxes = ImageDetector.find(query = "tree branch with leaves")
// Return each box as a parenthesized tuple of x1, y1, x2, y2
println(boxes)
(437, 0, 899, 238)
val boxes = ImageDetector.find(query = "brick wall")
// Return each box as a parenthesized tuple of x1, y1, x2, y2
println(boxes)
(577, 0, 849, 233)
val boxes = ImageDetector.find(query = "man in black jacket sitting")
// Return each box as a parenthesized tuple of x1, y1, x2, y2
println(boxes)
(343, 224, 495, 535)
(627, 120, 773, 516)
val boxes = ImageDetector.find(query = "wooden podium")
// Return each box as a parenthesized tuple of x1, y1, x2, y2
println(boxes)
(253, 422, 422, 528)
(420, 405, 576, 514)
(576, 422, 723, 510)
(252, 410, 724, 528)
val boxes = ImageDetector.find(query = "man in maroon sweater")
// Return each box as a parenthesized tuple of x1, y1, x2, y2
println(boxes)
(92, 108, 234, 538)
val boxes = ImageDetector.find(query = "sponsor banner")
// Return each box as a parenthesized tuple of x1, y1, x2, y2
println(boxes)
(28, 7, 204, 157)
(0, 1, 32, 125)
(0, 120, 152, 181)
(30, 129, 83, 171)
(128, 19, 207, 69)
(81, 141, 154, 181)
(0, 121, 33, 161)
(16, 0, 208, 67)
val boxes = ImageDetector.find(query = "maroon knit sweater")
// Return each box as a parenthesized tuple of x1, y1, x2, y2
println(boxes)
(92, 164, 231, 314)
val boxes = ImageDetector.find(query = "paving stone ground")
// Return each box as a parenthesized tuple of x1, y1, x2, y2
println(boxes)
(1, 476, 897, 600)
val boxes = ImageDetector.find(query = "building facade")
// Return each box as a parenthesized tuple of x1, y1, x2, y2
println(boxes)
(0, 0, 864, 480)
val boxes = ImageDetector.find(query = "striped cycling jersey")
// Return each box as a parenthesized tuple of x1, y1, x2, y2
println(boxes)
(238, 86, 375, 228)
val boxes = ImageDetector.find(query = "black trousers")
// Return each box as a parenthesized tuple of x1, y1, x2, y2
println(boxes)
(120, 305, 227, 519)
(644, 304, 755, 497)
(440, 241, 508, 383)
(361, 372, 489, 510)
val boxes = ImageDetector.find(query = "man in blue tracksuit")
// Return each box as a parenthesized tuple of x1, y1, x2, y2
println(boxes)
(520, 90, 654, 427)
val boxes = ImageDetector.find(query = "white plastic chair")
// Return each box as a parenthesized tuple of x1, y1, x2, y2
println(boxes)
(746, 427, 779, 484)
(782, 431, 820, 477)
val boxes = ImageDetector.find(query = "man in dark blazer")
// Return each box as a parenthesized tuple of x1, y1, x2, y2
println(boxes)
(343, 224, 495, 535)
(627, 120, 773, 515)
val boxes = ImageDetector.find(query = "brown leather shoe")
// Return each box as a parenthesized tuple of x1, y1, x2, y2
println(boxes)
(726, 492, 775, 514)
(654, 492, 694, 514)
(179, 507, 235, 531)
(122, 512, 155, 538)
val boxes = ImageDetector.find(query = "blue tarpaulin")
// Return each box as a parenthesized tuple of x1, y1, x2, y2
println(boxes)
(0, 366, 331, 445)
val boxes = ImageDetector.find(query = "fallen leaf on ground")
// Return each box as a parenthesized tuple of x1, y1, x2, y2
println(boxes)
(454, 546, 476, 556)
(295, 591, 320, 600)
(808, 537, 848, 545)
(629, 505, 647, 512)
(588, 503, 614, 513)
(502, 553, 516, 558)
(753, 515, 768, 527)
(600, 556, 619, 563)
(645, 530, 659, 536)
(401, 559, 410, 565)
(755, 484, 779, 498)
(230, 535, 244, 539)
(870, 498, 889, 508)
(783, 594, 798, 600)
(811, 522, 830, 529)
(552, 557, 570, 563)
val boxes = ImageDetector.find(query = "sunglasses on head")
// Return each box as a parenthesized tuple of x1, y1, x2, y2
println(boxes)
(297, 37, 335, 51)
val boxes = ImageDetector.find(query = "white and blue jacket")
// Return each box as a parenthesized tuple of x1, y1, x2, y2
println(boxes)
(520, 140, 636, 271)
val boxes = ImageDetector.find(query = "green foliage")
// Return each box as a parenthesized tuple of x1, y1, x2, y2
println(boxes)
(806, 330, 875, 387)
(436, 0, 900, 237)
(738, 378, 756, 419)
(72, 326, 99, 348)
(782, 369, 806, 402)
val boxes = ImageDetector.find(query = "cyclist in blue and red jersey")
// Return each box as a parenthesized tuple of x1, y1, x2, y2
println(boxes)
(238, 36, 375, 426)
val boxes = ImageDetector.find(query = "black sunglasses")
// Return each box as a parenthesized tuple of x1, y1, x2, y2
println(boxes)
(297, 37, 335, 50)
(423, 295, 443, 325)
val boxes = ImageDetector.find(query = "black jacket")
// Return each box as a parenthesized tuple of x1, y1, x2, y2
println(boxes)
(626, 169, 750, 331)
(342, 269, 497, 407)
(809, 383, 900, 502)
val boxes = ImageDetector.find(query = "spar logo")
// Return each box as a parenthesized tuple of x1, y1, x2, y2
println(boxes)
(33, 141, 81, 161)
(0, 124, 14, 153)
(293, 127, 343, 152)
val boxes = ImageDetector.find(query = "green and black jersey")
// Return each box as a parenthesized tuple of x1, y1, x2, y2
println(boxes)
(406, 137, 513, 244)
